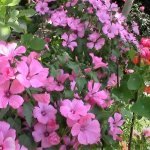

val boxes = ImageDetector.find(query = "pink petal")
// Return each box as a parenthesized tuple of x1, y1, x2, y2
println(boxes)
(17, 61, 28, 76)
(16, 74, 30, 88)
(10, 80, 24, 94)
(71, 123, 81, 136)
(9, 95, 24, 109)
(0, 96, 9, 108)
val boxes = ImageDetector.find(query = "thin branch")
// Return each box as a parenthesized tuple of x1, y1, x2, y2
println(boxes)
(122, 0, 134, 17)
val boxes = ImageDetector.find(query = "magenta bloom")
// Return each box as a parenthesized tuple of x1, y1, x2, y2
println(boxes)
(0, 121, 16, 150)
(16, 59, 48, 88)
(32, 123, 60, 148)
(90, 53, 108, 69)
(60, 99, 90, 120)
(0, 80, 24, 109)
(87, 32, 105, 50)
(35, 2, 49, 15)
(71, 115, 101, 145)
(33, 102, 57, 124)
(107, 73, 118, 87)
(61, 33, 77, 51)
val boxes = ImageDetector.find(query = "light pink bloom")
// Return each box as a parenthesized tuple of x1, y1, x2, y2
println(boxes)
(33, 102, 57, 124)
(32, 123, 60, 148)
(0, 80, 24, 109)
(139, 6, 145, 12)
(108, 113, 124, 141)
(132, 22, 139, 35)
(71, 115, 101, 145)
(61, 33, 77, 51)
(0, 41, 26, 59)
(90, 53, 108, 69)
(66, 0, 78, 7)
(35, 2, 49, 15)
(60, 99, 90, 120)
(16, 59, 48, 88)
(143, 127, 150, 141)
(0, 121, 17, 150)
(96, 11, 110, 24)
(102, 23, 119, 39)
(107, 73, 118, 87)
(32, 93, 50, 104)
(55, 69, 69, 91)
(87, 32, 105, 50)
(50, 10, 67, 27)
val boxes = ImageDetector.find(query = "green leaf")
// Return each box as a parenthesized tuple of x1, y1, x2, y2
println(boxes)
(64, 90, 74, 99)
(0, 25, 11, 40)
(23, 102, 33, 127)
(4, 0, 20, 6)
(19, 9, 36, 17)
(76, 77, 87, 91)
(131, 97, 150, 118)
(127, 73, 143, 90)
(0, 106, 9, 119)
(21, 34, 33, 47)
(30, 37, 45, 51)
(67, 61, 79, 74)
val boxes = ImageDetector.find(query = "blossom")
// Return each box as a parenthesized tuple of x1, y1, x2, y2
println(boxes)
(60, 99, 90, 120)
(33, 102, 57, 124)
(132, 22, 139, 35)
(71, 115, 101, 145)
(61, 33, 77, 51)
(108, 113, 124, 141)
(32, 123, 60, 148)
(0, 121, 25, 150)
(142, 127, 150, 141)
(87, 32, 105, 50)
(107, 73, 118, 87)
(0, 80, 24, 109)
(0, 41, 26, 59)
(90, 53, 108, 69)
(50, 10, 67, 27)
(66, 0, 78, 7)
(35, 2, 49, 15)
(16, 59, 48, 88)
(32, 93, 50, 104)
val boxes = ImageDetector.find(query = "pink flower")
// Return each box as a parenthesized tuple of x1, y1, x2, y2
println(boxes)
(16, 59, 48, 88)
(50, 10, 67, 27)
(0, 121, 17, 150)
(32, 93, 50, 104)
(108, 113, 124, 141)
(139, 6, 145, 12)
(85, 80, 112, 108)
(32, 123, 60, 148)
(0, 80, 24, 109)
(33, 102, 57, 124)
(143, 127, 150, 141)
(60, 99, 90, 120)
(96, 11, 110, 24)
(107, 73, 118, 87)
(35, 2, 49, 15)
(61, 33, 77, 51)
(132, 22, 139, 35)
(90, 53, 108, 69)
(55, 69, 69, 91)
(102, 23, 119, 39)
(0, 41, 26, 59)
(71, 115, 101, 145)
(87, 32, 105, 50)
(66, 0, 78, 7)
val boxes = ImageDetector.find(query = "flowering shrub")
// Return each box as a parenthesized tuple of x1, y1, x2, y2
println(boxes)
(0, 0, 149, 149)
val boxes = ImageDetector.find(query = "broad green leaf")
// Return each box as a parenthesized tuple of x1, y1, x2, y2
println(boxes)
(19, 9, 36, 17)
(64, 90, 74, 99)
(131, 97, 150, 119)
(67, 61, 79, 74)
(23, 102, 33, 127)
(76, 77, 87, 91)
(2, 0, 20, 6)
(0, 106, 9, 119)
(127, 73, 143, 90)
(30, 37, 45, 51)
(0, 25, 11, 40)
(21, 34, 33, 47)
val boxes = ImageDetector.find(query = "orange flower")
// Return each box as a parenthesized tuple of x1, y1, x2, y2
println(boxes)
(132, 55, 140, 65)
(144, 86, 150, 94)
